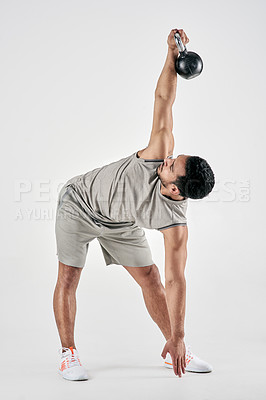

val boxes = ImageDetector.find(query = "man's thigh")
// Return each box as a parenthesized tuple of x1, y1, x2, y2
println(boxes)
(55, 186, 102, 268)
(97, 224, 155, 267)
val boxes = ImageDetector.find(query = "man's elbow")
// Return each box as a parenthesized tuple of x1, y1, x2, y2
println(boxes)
(155, 90, 175, 105)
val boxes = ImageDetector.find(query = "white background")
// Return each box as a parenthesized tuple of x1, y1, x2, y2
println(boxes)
(1, 0, 265, 398)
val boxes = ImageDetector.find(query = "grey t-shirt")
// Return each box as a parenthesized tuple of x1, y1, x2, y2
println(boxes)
(65, 151, 188, 231)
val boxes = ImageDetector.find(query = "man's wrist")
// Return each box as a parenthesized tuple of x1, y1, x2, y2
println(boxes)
(171, 333, 185, 344)
(167, 46, 179, 59)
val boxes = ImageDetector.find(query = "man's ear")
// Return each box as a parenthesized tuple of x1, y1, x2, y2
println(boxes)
(170, 184, 180, 195)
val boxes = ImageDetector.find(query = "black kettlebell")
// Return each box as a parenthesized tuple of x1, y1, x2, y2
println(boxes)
(174, 32, 203, 80)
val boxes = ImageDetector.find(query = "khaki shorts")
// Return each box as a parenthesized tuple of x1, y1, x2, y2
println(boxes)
(55, 184, 155, 268)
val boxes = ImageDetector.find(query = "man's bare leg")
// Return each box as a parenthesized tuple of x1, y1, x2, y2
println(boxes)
(53, 261, 83, 352)
(122, 264, 172, 341)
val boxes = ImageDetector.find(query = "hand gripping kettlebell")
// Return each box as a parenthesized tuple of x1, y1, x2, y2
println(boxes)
(174, 32, 203, 80)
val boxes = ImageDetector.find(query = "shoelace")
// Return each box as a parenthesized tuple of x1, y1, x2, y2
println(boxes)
(58, 346, 82, 369)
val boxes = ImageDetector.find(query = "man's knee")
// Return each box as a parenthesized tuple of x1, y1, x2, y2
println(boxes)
(57, 261, 82, 290)
(138, 264, 162, 288)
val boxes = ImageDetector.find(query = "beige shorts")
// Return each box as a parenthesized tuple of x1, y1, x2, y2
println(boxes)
(55, 184, 155, 268)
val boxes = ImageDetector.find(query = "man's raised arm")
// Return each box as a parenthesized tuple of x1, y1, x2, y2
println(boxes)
(148, 28, 189, 146)
(154, 29, 189, 103)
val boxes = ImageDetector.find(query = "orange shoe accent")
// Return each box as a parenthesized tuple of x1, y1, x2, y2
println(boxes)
(60, 360, 67, 371)
(60, 346, 82, 371)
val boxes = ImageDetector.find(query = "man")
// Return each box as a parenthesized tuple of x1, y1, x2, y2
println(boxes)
(53, 28, 215, 381)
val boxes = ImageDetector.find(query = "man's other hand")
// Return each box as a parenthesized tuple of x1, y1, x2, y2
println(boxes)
(161, 337, 186, 377)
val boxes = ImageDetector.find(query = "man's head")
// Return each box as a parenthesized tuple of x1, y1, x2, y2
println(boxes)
(156, 154, 215, 200)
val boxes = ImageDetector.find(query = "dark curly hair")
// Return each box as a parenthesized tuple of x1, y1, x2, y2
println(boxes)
(172, 156, 215, 199)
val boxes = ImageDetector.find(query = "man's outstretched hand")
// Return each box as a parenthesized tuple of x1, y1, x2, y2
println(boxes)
(167, 28, 190, 55)
(161, 337, 186, 377)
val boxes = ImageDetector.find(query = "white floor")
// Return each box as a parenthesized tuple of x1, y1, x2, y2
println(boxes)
(2, 253, 266, 399)
(2, 330, 265, 400)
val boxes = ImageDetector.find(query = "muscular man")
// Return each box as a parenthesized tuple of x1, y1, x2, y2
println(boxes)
(53, 28, 215, 381)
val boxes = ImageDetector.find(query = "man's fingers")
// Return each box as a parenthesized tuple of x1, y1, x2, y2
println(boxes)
(172, 29, 189, 45)
(171, 353, 178, 376)
(161, 348, 167, 359)
(180, 33, 188, 44)
(178, 356, 182, 378)
(183, 33, 189, 44)
(182, 356, 186, 374)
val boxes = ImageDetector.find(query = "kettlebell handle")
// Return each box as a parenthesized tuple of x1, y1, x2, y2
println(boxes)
(174, 32, 187, 54)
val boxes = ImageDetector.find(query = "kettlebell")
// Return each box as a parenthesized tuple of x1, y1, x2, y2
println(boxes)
(174, 32, 203, 80)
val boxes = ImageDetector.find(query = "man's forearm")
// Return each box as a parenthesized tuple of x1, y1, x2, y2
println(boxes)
(155, 48, 178, 103)
(165, 279, 186, 341)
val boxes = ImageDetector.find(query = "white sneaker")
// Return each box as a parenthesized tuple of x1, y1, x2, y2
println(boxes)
(164, 344, 213, 373)
(58, 346, 89, 380)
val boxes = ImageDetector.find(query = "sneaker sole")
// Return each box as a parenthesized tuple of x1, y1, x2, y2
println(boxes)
(164, 362, 212, 373)
(58, 366, 89, 381)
